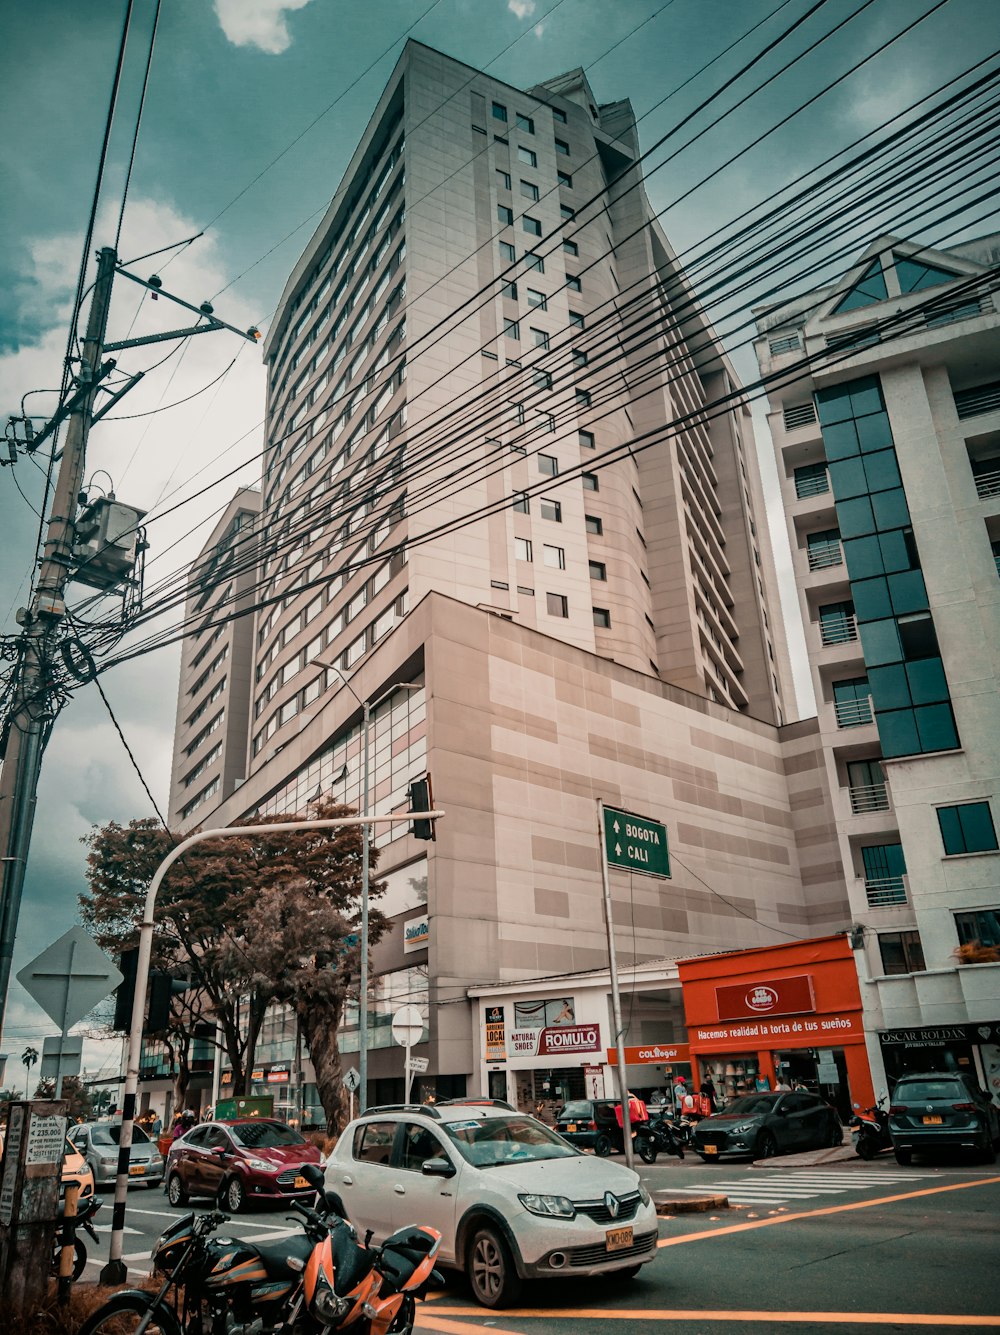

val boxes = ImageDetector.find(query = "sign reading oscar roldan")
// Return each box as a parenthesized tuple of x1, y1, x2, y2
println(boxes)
(508, 1023, 601, 1059)
(603, 807, 670, 878)
(485, 1005, 506, 1063)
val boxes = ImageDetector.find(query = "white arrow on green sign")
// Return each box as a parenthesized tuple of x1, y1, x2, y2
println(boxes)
(602, 807, 670, 878)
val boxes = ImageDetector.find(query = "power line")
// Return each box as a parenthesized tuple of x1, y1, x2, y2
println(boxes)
(114, 0, 162, 252)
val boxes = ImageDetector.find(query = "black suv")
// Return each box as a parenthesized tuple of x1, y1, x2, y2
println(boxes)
(888, 1072, 1000, 1164)
(554, 1099, 624, 1155)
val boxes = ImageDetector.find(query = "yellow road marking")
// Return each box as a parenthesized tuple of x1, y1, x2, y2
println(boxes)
(656, 1174, 1000, 1246)
(417, 1311, 1000, 1329)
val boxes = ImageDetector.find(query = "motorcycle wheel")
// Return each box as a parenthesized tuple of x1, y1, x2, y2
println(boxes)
(50, 1237, 87, 1280)
(387, 1294, 416, 1333)
(855, 1135, 875, 1160)
(637, 1138, 658, 1165)
(78, 1291, 181, 1335)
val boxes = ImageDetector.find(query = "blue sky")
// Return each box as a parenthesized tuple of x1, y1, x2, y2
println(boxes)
(0, 0, 996, 1074)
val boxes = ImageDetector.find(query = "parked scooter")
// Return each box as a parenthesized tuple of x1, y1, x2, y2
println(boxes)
(636, 1111, 689, 1163)
(850, 1098, 892, 1159)
(50, 1193, 101, 1281)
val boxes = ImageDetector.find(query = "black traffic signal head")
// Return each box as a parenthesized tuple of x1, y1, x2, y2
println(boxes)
(408, 774, 435, 841)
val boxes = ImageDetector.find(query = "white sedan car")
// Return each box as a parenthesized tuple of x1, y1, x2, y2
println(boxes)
(324, 1099, 658, 1308)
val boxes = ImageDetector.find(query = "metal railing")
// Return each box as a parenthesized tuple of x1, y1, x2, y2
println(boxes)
(807, 540, 843, 570)
(955, 380, 1000, 420)
(795, 471, 830, 499)
(820, 612, 858, 645)
(849, 782, 890, 814)
(834, 696, 873, 727)
(973, 466, 1000, 499)
(863, 876, 907, 908)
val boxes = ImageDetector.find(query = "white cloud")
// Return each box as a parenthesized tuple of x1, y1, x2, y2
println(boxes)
(508, 0, 536, 18)
(213, 0, 314, 55)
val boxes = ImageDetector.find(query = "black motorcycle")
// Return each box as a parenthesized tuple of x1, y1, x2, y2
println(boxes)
(636, 1111, 688, 1163)
(850, 1098, 892, 1159)
(50, 1193, 101, 1281)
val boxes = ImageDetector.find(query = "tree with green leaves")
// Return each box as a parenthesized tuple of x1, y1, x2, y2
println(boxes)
(80, 801, 385, 1128)
(33, 1075, 92, 1121)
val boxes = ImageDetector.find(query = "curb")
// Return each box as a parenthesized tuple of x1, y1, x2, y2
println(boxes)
(653, 1193, 729, 1215)
(752, 1143, 855, 1169)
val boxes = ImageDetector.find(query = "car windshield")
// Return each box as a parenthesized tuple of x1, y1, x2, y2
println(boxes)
(229, 1122, 305, 1149)
(92, 1126, 150, 1146)
(444, 1116, 578, 1168)
(719, 1095, 777, 1117)
(895, 1079, 963, 1101)
(559, 1101, 593, 1119)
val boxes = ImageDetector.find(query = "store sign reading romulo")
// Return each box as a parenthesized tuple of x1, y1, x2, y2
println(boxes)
(715, 974, 816, 1022)
(509, 1023, 601, 1058)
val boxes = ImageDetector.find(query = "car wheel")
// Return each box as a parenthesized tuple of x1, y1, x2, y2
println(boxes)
(753, 1131, 778, 1160)
(223, 1175, 246, 1213)
(894, 1147, 913, 1166)
(167, 1173, 188, 1208)
(467, 1224, 522, 1309)
(594, 1134, 613, 1158)
(827, 1121, 844, 1148)
(979, 1133, 997, 1164)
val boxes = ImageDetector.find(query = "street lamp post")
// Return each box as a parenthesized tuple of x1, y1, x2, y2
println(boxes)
(326, 667, 420, 1114)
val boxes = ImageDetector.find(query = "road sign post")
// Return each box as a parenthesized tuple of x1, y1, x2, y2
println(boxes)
(343, 1066, 361, 1123)
(392, 1005, 424, 1104)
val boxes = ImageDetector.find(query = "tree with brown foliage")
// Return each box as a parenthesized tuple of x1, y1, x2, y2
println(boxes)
(80, 801, 385, 1126)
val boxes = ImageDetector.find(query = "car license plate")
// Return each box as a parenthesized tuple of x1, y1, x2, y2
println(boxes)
(606, 1227, 633, 1252)
(294, 1175, 309, 1189)
(703, 1144, 718, 1156)
(566, 1123, 577, 1133)
(921, 1115, 943, 1125)
(128, 1164, 145, 1176)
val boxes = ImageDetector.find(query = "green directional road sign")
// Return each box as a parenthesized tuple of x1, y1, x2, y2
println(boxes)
(603, 807, 670, 879)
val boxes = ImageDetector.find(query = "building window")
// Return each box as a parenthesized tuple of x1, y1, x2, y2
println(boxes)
(516, 112, 535, 133)
(539, 454, 558, 476)
(569, 311, 584, 329)
(496, 169, 511, 190)
(498, 204, 514, 226)
(794, 461, 829, 499)
(572, 350, 588, 368)
(585, 513, 603, 535)
(514, 537, 533, 562)
(589, 560, 607, 581)
(553, 106, 567, 123)
(593, 607, 611, 628)
(558, 170, 572, 188)
(582, 472, 598, 491)
(937, 802, 998, 855)
(511, 401, 525, 424)
(546, 592, 568, 617)
(502, 280, 518, 301)
(523, 216, 542, 236)
(560, 205, 575, 221)
(492, 101, 507, 122)
(500, 241, 516, 262)
(807, 527, 842, 570)
(555, 138, 570, 155)
(846, 758, 888, 813)
(769, 331, 800, 355)
(504, 318, 520, 339)
(575, 388, 591, 407)
(532, 327, 549, 349)
(861, 843, 907, 906)
(524, 252, 544, 272)
(540, 498, 562, 522)
(533, 370, 553, 390)
(521, 179, 539, 201)
(819, 601, 856, 645)
(527, 288, 547, 310)
(563, 238, 578, 256)
(954, 908, 1000, 951)
(518, 146, 537, 167)
(513, 494, 530, 514)
(579, 429, 595, 449)
(878, 931, 926, 975)
(543, 544, 565, 569)
(833, 676, 872, 727)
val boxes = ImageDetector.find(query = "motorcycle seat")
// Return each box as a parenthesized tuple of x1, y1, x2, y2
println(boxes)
(253, 1234, 315, 1280)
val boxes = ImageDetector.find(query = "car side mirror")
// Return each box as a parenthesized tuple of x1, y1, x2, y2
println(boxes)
(421, 1157, 456, 1179)
(210, 1146, 227, 1156)
(775, 1105, 788, 1116)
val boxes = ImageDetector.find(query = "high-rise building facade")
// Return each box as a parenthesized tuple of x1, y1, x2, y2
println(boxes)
(756, 232, 1000, 1094)
(166, 43, 850, 1115)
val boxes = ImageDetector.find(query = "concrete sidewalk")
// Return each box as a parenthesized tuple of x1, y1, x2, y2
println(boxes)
(751, 1140, 857, 1168)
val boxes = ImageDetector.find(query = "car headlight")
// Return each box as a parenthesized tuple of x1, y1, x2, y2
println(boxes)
(244, 1157, 272, 1172)
(637, 1184, 651, 1207)
(729, 1123, 758, 1136)
(72, 1164, 90, 1175)
(518, 1193, 575, 1219)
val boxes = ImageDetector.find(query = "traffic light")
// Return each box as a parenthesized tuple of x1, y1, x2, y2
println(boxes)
(146, 972, 190, 1034)
(112, 947, 139, 1031)
(408, 774, 435, 841)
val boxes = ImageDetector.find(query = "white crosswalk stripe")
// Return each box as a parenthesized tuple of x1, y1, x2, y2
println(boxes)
(668, 1169, 935, 1207)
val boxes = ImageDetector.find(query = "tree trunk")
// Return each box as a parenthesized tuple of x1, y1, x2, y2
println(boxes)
(241, 993, 268, 1096)
(298, 997, 346, 1136)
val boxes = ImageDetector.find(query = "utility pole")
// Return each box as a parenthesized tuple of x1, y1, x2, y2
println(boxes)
(0, 247, 117, 1042)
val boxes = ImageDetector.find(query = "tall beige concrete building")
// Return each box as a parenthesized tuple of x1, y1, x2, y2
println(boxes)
(167, 43, 847, 1113)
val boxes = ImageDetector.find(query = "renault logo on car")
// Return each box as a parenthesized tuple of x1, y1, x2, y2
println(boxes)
(604, 1191, 620, 1218)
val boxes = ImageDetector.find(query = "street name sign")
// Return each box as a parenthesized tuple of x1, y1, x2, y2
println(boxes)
(406, 1055, 429, 1073)
(603, 807, 670, 879)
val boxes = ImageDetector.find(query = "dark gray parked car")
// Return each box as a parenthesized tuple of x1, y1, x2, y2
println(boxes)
(68, 1122, 164, 1188)
(692, 1091, 843, 1161)
(887, 1072, 1000, 1164)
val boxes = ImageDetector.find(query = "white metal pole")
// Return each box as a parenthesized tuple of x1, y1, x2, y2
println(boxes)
(359, 702, 371, 1114)
(597, 800, 634, 1171)
(405, 1040, 413, 1105)
(54, 937, 76, 1101)
(100, 808, 443, 1285)
(210, 1019, 224, 1114)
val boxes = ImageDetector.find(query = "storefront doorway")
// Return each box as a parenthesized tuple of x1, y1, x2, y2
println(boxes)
(773, 1047, 851, 1120)
(514, 1068, 586, 1121)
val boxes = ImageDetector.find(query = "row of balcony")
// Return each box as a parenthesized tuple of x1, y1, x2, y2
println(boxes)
(792, 461, 999, 505)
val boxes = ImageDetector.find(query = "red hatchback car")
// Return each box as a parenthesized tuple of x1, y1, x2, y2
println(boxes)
(166, 1118, 322, 1213)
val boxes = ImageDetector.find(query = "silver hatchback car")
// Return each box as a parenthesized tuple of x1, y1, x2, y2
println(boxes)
(68, 1121, 165, 1188)
(888, 1072, 1000, 1164)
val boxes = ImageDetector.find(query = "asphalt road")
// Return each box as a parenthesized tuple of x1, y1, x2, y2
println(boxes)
(80, 1153, 1000, 1331)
